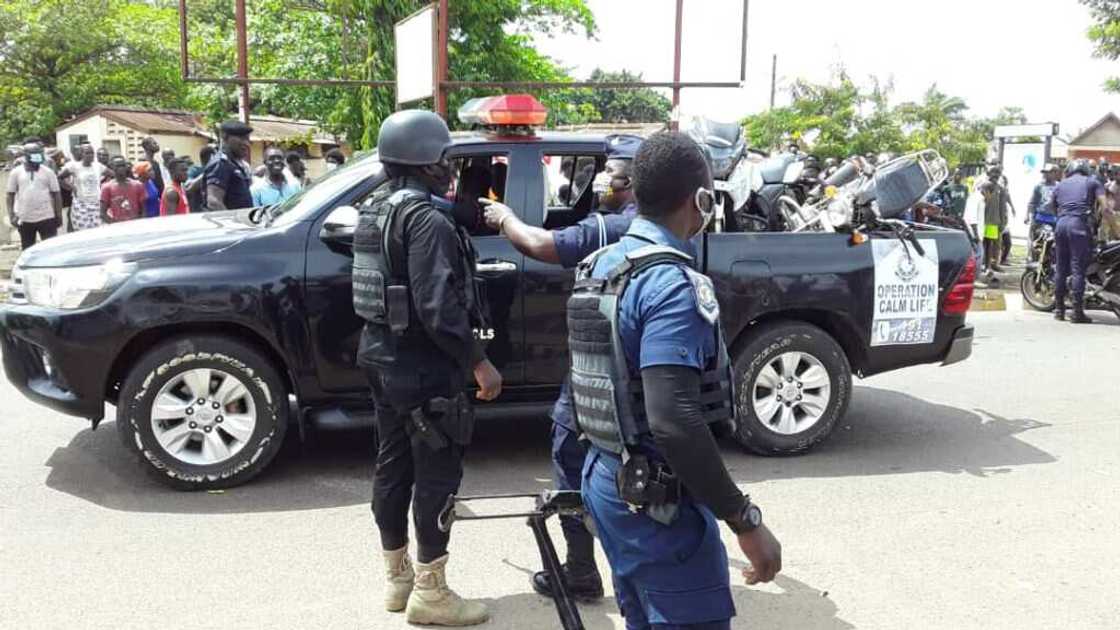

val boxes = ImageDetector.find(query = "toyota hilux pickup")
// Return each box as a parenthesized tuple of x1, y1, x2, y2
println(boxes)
(0, 99, 975, 489)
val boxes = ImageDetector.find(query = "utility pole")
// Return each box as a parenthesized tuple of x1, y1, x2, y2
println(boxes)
(769, 54, 777, 110)
(671, 0, 684, 130)
(234, 0, 250, 124)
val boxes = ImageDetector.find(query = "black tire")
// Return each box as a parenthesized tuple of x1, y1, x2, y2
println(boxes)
(731, 321, 851, 455)
(115, 335, 289, 490)
(1020, 269, 1056, 312)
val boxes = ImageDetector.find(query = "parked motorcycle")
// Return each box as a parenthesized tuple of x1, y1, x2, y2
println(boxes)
(1020, 225, 1120, 318)
(685, 117, 751, 232)
(766, 150, 950, 235)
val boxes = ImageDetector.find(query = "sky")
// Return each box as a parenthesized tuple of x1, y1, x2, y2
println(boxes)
(533, 0, 1120, 139)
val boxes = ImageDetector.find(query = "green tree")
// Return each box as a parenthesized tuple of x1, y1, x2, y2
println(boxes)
(0, 0, 188, 145)
(563, 69, 672, 124)
(742, 71, 1025, 168)
(182, 0, 597, 148)
(1, 0, 598, 148)
(1082, 0, 1120, 91)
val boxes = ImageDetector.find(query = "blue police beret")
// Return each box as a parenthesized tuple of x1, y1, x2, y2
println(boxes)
(606, 134, 643, 160)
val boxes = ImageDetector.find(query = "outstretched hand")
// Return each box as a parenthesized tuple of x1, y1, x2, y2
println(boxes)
(480, 199, 514, 231)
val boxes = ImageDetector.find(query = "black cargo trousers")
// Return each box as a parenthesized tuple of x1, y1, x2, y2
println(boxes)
(366, 369, 469, 564)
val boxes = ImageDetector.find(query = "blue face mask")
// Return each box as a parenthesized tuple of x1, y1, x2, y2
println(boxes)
(28, 153, 44, 165)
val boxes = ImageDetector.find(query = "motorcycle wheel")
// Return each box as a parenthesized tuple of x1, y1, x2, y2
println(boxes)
(1020, 269, 1056, 312)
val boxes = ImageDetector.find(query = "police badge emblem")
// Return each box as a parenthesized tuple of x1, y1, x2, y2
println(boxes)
(895, 252, 919, 283)
(685, 268, 720, 324)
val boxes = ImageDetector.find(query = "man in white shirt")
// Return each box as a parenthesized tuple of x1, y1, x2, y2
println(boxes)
(6, 142, 62, 249)
(963, 175, 987, 273)
(58, 143, 109, 231)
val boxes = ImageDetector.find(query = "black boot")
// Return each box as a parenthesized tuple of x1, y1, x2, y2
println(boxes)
(1054, 308, 1065, 321)
(531, 564, 604, 602)
(1070, 302, 1093, 324)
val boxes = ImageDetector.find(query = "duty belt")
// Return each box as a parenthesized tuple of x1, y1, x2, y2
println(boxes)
(616, 453, 680, 511)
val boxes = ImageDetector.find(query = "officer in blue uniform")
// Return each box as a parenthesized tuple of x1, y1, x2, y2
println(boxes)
(1048, 159, 1106, 324)
(568, 132, 782, 629)
(480, 134, 642, 601)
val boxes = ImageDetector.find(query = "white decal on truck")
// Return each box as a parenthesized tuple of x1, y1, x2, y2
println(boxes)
(871, 239, 939, 346)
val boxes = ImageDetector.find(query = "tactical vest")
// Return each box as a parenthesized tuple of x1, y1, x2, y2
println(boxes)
(567, 245, 735, 455)
(352, 181, 487, 334)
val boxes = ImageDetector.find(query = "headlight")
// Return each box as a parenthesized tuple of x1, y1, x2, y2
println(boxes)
(18, 259, 136, 309)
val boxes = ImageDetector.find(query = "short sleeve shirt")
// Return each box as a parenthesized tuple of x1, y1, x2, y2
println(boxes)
(65, 162, 108, 207)
(1051, 174, 1103, 218)
(6, 165, 60, 223)
(100, 179, 147, 221)
(251, 178, 301, 207)
(553, 201, 639, 269)
(203, 153, 254, 210)
(590, 217, 718, 374)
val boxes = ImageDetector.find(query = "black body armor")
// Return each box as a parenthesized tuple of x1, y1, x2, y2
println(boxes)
(566, 245, 735, 455)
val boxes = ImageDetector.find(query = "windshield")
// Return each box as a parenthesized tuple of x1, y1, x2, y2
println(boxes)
(268, 151, 381, 226)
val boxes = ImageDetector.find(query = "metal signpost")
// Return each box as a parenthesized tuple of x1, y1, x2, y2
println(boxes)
(177, 0, 752, 127)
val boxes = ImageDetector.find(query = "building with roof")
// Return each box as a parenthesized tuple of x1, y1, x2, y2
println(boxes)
(1066, 112, 1120, 163)
(53, 106, 346, 177)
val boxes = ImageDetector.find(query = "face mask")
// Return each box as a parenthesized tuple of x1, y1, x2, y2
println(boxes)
(28, 153, 44, 165)
(325, 162, 338, 172)
(692, 187, 715, 238)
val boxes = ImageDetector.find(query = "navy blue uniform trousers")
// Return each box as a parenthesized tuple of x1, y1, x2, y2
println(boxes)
(1054, 215, 1093, 306)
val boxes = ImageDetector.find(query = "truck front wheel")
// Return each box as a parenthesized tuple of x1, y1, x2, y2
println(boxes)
(731, 322, 851, 455)
(116, 336, 289, 490)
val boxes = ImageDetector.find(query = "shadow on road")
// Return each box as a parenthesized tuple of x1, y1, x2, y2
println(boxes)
(721, 386, 1055, 483)
(42, 413, 552, 514)
(42, 386, 1053, 513)
(483, 573, 852, 629)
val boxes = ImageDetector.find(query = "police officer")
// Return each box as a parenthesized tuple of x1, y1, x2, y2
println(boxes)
(204, 121, 254, 210)
(1048, 159, 1106, 324)
(568, 132, 782, 629)
(478, 135, 642, 601)
(353, 110, 503, 626)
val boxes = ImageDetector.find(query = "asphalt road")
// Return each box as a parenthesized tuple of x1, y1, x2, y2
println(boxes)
(2, 308, 1119, 630)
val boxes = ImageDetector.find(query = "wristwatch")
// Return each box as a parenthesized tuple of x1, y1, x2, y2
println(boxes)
(726, 498, 762, 534)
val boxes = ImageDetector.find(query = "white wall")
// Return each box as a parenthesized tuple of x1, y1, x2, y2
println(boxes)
(55, 117, 108, 159)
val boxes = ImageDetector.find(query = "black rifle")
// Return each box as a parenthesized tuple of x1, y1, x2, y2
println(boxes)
(438, 490, 586, 630)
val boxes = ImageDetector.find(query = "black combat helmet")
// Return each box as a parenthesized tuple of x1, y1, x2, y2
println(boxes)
(377, 110, 452, 166)
(1066, 159, 1090, 177)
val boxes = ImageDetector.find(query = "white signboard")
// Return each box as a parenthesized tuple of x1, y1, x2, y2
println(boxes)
(395, 5, 436, 105)
(871, 239, 940, 347)
(1002, 143, 1045, 241)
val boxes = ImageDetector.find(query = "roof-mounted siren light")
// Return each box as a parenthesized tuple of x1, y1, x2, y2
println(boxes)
(457, 94, 548, 129)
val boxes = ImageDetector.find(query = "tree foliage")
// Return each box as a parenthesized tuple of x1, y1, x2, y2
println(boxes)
(1082, 0, 1120, 92)
(0, 0, 188, 144)
(743, 70, 1026, 167)
(0, 0, 600, 148)
(563, 69, 672, 124)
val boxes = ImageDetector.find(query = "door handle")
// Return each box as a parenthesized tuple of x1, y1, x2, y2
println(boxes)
(476, 261, 518, 273)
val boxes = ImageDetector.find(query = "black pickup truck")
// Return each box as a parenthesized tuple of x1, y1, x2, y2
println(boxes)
(0, 129, 975, 489)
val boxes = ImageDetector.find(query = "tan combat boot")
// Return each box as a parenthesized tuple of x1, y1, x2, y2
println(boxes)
(383, 544, 415, 613)
(405, 554, 489, 626)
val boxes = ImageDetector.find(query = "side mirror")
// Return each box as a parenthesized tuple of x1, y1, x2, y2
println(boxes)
(320, 205, 358, 244)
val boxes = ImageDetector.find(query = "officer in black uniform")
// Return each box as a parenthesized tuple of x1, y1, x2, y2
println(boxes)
(352, 109, 502, 626)
(204, 121, 254, 210)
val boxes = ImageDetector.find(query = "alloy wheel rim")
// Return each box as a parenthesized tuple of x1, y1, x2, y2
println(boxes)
(149, 368, 257, 466)
(751, 351, 831, 435)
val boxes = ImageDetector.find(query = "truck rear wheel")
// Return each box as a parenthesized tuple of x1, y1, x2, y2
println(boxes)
(116, 336, 288, 490)
(731, 322, 851, 455)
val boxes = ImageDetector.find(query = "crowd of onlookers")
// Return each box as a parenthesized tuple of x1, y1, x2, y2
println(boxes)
(4, 131, 348, 251)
